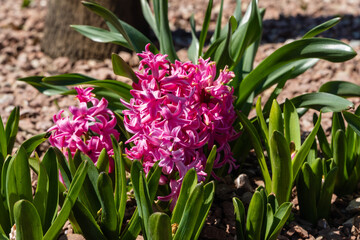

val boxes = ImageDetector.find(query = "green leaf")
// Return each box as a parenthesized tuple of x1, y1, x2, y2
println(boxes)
(72, 200, 106, 240)
(290, 92, 353, 113)
(270, 131, 292, 205)
(319, 80, 360, 97)
(171, 168, 197, 224)
(214, 20, 234, 70)
(173, 184, 204, 240)
(204, 145, 217, 182)
(292, 113, 322, 180)
(317, 167, 337, 219)
(131, 161, 152, 239)
(313, 113, 332, 159)
(255, 59, 318, 96)
(159, 0, 178, 61)
(296, 163, 318, 224)
(198, 0, 213, 56)
(237, 111, 272, 193)
(21, 132, 50, 156)
(140, 0, 159, 38)
(5, 106, 20, 155)
(148, 212, 172, 240)
(98, 172, 118, 239)
(71, 25, 131, 48)
(230, 0, 262, 66)
(343, 111, 360, 137)
(41, 148, 59, 232)
(188, 15, 199, 63)
(255, 97, 269, 153)
(303, 17, 341, 39)
(333, 129, 348, 190)
(0, 115, 7, 162)
(267, 202, 292, 240)
(54, 147, 72, 189)
(17, 76, 69, 96)
(111, 53, 139, 83)
(191, 181, 215, 239)
(233, 197, 246, 240)
(111, 138, 127, 231)
(14, 146, 33, 202)
(237, 38, 357, 107)
(284, 99, 301, 150)
(210, 0, 224, 43)
(246, 191, 264, 240)
(269, 100, 284, 137)
(43, 161, 89, 240)
(14, 200, 43, 240)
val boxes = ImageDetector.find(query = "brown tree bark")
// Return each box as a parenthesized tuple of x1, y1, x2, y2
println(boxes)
(41, 0, 147, 60)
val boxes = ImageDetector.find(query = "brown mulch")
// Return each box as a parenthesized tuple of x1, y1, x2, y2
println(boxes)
(1, 0, 360, 239)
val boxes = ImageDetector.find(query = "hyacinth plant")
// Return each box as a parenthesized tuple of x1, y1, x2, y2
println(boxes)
(17, 0, 359, 238)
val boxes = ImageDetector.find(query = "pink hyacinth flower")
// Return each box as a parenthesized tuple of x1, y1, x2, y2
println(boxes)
(122, 44, 239, 206)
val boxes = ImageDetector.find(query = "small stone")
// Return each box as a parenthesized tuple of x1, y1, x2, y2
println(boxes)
(346, 197, 360, 213)
(344, 217, 354, 228)
(317, 218, 330, 230)
(234, 173, 253, 192)
(294, 225, 308, 238)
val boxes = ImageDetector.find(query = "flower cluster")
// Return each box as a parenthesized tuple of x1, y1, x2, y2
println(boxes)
(121, 44, 238, 203)
(48, 87, 120, 171)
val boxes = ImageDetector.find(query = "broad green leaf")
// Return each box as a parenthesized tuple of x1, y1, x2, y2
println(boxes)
(33, 158, 48, 229)
(313, 113, 332, 159)
(159, 0, 178, 61)
(131, 161, 152, 239)
(148, 212, 172, 240)
(192, 181, 215, 239)
(230, 0, 262, 66)
(21, 132, 50, 157)
(5, 106, 20, 155)
(96, 148, 109, 173)
(284, 99, 301, 150)
(171, 168, 197, 224)
(81, 1, 133, 49)
(210, 0, 224, 43)
(331, 112, 345, 150)
(333, 129, 348, 190)
(41, 148, 59, 232)
(111, 138, 127, 231)
(233, 197, 245, 240)
(0, 116, 7, 162)
(255, 97, 269, 152)
(269, 100, 284, 137)
(262, 78, 288, 114)
(54, 147, 72, 189)
(72, 200, 106, 240)
(255, 59, 318, 96)
(237, 111, 271, 193)
(204, 145, 217, 182)
(343, 111, 360, 137)
(267, 202, 292, 240)
(292, 113, 321, 179)
(198, 0, 213, 56)
(214, 20, 234, 70)
(303, 17, 341, 39)
(71, 25, 131, 48)
(296, 163, 318, 224)
(14, 200, 43, 240)
(173, 184, 204, 240)
(188, 15, 199, 63)
(237, 38, 357, 107)
(319, 80, 360, 97)
(17, 76, 69, 96)
(246, 191, 264, 240)
(98, 173, 118, 239)
(140, 0, 159, 38)
(317, 167, 337, 219)
(13, 146, 33, 202)
(289, 92, 353, 113)
(265, 204, 274, 240)
(112, 53, 139, 83)
(270, 131, 292, 205)
(43, 161, 89, 240)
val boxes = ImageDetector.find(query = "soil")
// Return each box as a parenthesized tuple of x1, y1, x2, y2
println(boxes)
(1, 0, 360, 239)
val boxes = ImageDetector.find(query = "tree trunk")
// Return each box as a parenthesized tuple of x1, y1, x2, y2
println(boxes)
(42, 0, 147, 60)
